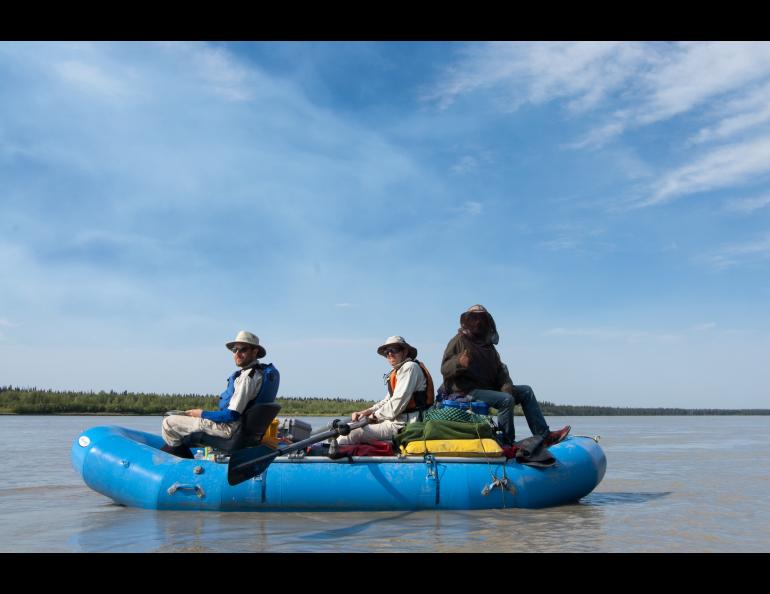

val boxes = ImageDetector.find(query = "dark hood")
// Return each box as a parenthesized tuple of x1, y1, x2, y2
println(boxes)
(459, 304, 499, 346)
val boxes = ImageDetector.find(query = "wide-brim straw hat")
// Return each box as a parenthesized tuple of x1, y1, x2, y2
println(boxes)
(225, 330, 266, 358)
(376, 335, 417, 359)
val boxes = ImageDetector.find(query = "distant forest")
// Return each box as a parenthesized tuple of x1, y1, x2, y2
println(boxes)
(1, 386, 768, 416)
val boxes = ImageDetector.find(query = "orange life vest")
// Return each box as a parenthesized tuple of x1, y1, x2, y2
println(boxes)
(386, 359, 435, 413)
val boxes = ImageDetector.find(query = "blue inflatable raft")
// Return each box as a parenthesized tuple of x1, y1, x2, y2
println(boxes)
(72, 425, 606, 511)
(72, 426, 607, 511)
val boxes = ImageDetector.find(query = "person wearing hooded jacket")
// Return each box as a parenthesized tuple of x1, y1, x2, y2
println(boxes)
(440, 305, 570, 447)
(336, 336, 431, 446)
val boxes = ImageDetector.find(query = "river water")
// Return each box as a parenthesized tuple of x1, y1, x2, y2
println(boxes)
(0, 415, 768, 552)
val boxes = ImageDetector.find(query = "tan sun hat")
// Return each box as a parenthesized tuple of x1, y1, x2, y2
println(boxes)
(376, 335, 417, 359)
(225, 330, 266, 358)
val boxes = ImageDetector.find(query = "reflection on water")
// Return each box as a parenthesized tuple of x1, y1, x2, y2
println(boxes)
(71, 506, 612, 553)
(66, 496, 615, 553)
(303, 511, 416, 540)
(582, 492, 672, 505)
(2, 415, 770, 552)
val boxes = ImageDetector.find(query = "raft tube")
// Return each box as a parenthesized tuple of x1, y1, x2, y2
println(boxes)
(72, 425, 606, 511)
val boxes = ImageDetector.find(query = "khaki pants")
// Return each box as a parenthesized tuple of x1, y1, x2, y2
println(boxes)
(336, 419, 403, 445)
(161, 415, 238, 447)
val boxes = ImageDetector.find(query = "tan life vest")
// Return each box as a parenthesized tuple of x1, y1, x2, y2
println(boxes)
(387, 359, 435, 414)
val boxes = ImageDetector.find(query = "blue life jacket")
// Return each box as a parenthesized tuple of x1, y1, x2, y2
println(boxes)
(218, 362, 280, 412)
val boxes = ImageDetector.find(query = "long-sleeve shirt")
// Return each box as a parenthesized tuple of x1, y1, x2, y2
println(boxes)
(371, 359, 427, 425)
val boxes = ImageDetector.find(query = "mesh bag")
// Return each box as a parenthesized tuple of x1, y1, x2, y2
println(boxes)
(423, 405, 490, 425)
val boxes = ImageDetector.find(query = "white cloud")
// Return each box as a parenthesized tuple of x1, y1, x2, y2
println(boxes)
(53, 60, 128, 98)
(451, 155, 478, 174)
(631, 43, 765, 122)
(0, 319, 21, 342)
(456, 200, 482, 216)
(702, 233, 770, 270)
(723, 193, 770, 214)
(539, 238, 579, 251)
(538, 224, 609, 252)
(547, 322, 728, 342)
(562, 120, 627, 150)
(545, 326, 682, 343)
(691, 104, 770, 146)
(638, 134, 770, 207)
(424, 41, 645, 115)
(162, 42, 256, 102)
(428, 42, 770, 158)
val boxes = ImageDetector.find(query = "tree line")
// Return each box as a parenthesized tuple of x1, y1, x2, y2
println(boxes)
(0, 387, 377, 415)
(1, 386, 767, 416)
(536, 401, 770, 416)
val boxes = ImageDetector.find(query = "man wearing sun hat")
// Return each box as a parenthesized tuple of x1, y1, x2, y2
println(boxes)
(337, 336, 434, 446)
(160, 331, 271, 457)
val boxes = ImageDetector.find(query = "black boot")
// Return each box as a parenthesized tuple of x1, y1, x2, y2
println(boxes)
(161, 444, 195, 459)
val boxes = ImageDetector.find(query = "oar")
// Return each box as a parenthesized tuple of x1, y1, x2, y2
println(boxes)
(310, 415, 353, 436)
(227, 416, 370, 486)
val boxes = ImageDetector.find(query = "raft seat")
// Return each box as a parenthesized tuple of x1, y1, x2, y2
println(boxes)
(182, 402, 282, 454)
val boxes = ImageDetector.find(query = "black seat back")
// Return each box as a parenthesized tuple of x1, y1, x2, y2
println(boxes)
(182, 402, 282, 453)
(239, 402, 282, 447)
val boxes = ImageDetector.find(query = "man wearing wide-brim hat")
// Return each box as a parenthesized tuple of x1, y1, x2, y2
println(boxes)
(160, 331, 271, 457)
(337, 336, 434, 446)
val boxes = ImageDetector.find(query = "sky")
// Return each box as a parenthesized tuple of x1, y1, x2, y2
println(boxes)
(1, 41, 769, 409)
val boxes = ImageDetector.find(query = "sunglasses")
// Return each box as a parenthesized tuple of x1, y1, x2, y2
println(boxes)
(230, 346, 253, 354)
(383, 347, 403, 356)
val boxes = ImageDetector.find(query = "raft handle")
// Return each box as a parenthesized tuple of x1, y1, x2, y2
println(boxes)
(482, 477, 516, 497)
(167, 483, 206, 498)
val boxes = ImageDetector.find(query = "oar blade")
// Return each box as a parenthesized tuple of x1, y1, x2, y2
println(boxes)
(227, 444, 277, 486)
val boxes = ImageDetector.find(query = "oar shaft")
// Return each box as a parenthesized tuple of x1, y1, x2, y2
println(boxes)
(231, 417, 369, 474)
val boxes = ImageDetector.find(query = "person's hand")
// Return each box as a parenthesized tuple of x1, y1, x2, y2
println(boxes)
(367, 413, 379, 424)
(458, 349, 471, 368)
(351, 410, 367, 421)
(186, 409, 203, 418)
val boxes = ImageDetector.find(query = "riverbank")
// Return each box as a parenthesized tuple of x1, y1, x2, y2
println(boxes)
(0, 387, 375, 416)
(2, 386, 768, 416)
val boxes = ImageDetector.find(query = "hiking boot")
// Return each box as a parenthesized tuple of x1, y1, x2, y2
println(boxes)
(161, 444, 195, 458)
(545, 425, 571, 446)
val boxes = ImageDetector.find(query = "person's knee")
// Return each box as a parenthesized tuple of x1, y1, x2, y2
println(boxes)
(496, 392, 514, 409)
(514, 385, 536, 404)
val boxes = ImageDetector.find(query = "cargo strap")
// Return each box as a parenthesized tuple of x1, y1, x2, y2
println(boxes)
(424, 454, 440, 505)
(472, 422, 515, 508)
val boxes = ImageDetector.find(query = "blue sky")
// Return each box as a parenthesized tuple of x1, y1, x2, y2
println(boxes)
(1, 41, 769, 408)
